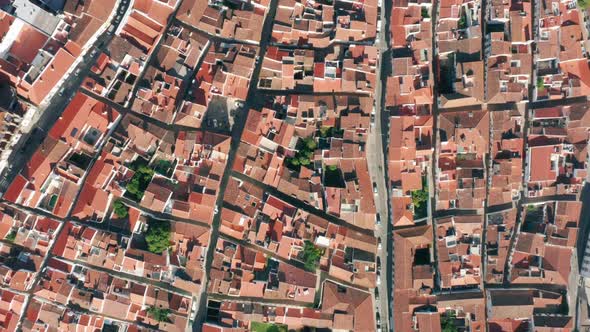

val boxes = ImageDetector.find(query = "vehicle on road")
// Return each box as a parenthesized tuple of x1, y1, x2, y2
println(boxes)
(377, 237, 382, 251)
(375, 213, 381, 226)
(373, 181, 378, 193)
(375, 288, 379, 301)
(377, 256, 381, 270)
(376, 312, 381, 329)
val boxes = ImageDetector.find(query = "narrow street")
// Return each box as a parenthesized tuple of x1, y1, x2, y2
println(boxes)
(5, 1, 133, 329)
(366, 0, 393, 330)
(231, 171, 375, 236)
(0, 0, 131, 195)
(191, 0, 280, 327)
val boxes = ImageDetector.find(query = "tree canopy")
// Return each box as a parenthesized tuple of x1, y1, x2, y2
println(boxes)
(441, 312, 458, 332)
(153, 159, 174, 176)
(113, 199, 129, 218)
(319, 126, 343, 138)
(326, 164, 338, 171)
(48, 195, 58, 209)
(411, 178, 429, 219)
(126, 165, 154, 201)
(5, 230, 16, 242)
(287, 137, 318, 170)
(301, 240, 323, 271)
(536, 76, 545, 91)
(411, 188, 428, 208)
(145, 221, 171, 254)
(251, 322, 288, 332)
(303, 137, 317, 151)
(458, 12, 467, 29)
(147, 306, 171, 322)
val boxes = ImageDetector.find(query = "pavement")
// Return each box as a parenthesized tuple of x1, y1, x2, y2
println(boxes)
(575, 181, 590, 330)
(366, 1, 393, 330)
(191, 0, 280, 328)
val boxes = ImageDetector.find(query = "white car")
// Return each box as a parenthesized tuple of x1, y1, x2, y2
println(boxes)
(376, 274, 381, 285)
(377, 237, 382, 251)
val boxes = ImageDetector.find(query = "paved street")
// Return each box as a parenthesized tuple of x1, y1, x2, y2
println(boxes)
(366, 0, 393, 330)
(191, 0, 279, 327)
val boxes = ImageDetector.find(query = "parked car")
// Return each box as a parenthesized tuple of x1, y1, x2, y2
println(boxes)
(377, 237, 382, 251)
(375, 213, 381, 226)
(373, 182, 378, 193)
(377, 256, 381, 270)
(375, 288, 380, 301)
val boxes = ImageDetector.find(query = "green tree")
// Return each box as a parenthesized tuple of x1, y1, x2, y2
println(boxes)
(299, 156, 311, 166)
(421, 7, 430, 18)
(5, 230, 16, 242)
(301, 240, 323, 271)
(145, 221, 171, 254)
(287, 137, 318, 171)
(48, 195, 58, 209)
(458, 13, 467, 29)
(411, 189, 429, 208)
(251, 322, 288, 332)
(411, 178, 429, 219)
(153, 159, 173, 176)
(113, 199, 129, 218)
(147, 306, 171, 322)
(126, 165, 155, 201)
(319, 126, 332, 138)
(303, 137, 317, 151)
(578, 0, 589, 8)
(536, 76, 545, 91)
(441, 312, 458, 332)
(319, 126, 344, 138)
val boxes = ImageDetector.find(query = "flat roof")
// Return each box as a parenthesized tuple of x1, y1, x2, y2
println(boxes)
(12, 0, 60, 35)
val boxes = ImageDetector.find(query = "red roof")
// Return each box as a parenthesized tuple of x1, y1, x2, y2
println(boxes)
(3, 175, 27, 202)
(314, 63, 325, 77)
(534, 107, 563, 119)
(25, 47, 76, 105)
(528, 145, 557, 182)
(51, 222, 73, 257)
